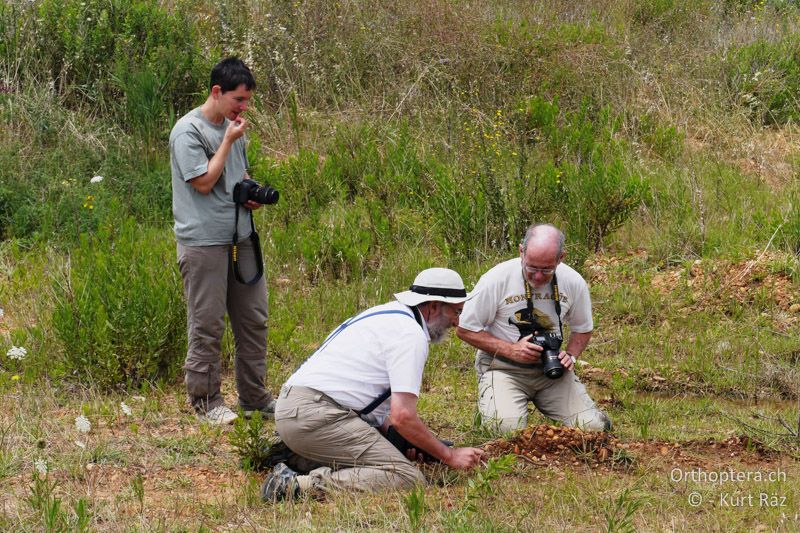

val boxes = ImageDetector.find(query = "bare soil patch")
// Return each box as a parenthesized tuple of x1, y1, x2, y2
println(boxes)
(482, 424, 788, 472)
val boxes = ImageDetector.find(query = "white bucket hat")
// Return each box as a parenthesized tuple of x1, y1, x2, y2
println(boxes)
(394, 268, 473, 307)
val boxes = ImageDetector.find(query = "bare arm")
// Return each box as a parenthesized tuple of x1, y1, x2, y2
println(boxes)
(389, 392, 483, 470)
(565, 331, 591, 358)
(456, 327, 543, 365)
(558, 330, 592, 371)
(188, 118, 247, 195)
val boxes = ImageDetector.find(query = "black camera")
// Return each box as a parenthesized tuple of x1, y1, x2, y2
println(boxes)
(509, 312, 564, 379)
(233, 178, 279, 205)
(530, 332, 564, 379)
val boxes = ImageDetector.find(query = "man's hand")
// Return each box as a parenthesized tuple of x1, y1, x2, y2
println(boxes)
(390, 392, 484, 470)
(225, 117, 248, 143)
(187, 118, 247, 195)
(558, 350, 575, 372)
(505, 334, 542, 364)
(243, 199, 262, 210)
(457, 327, 543, 365)
(405, 448, 425, 462)
(444, 447, 485, 470)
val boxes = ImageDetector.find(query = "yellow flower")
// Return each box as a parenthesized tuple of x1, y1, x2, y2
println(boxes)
(11, 375, 20, 381)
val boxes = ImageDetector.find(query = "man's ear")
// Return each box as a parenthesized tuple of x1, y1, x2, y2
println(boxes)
(559, 250, 567, 262)
(210, 85, 222, 98)
(428, 301, 442, 317)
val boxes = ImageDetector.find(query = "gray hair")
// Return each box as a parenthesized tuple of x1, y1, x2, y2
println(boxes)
(521, 223, 565, 257)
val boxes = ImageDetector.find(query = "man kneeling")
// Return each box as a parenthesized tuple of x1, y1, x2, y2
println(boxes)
(262, 268, 484, 500)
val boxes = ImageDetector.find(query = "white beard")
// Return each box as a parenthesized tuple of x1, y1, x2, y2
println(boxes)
(427, 315, 451, 344)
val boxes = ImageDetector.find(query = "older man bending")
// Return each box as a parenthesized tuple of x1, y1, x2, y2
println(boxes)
(262, 268, 484, 500)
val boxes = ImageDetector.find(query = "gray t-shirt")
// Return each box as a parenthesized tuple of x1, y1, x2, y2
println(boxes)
(459, 258, 593, 377)
(169, 107, 252, 245)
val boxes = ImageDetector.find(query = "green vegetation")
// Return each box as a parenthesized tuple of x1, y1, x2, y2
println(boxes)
(1, 0, 799, 530)
(50, 219, 185, 388)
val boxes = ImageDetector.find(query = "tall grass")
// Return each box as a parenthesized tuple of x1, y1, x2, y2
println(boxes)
(1, 0, 799, 386)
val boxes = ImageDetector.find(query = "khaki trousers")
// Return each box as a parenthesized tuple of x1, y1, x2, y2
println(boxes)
(478, 369, 611, 433)
(177, 240, 272, 413)
(275, 386, 426, 493)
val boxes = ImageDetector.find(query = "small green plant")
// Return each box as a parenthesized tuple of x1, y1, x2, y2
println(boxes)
(630, 398, 659, 440)
(611, 448, 636, 468)
(26, 470, 66, 532)
(403, 484, 426, 532)
(130, 472, 145, 514)
(444, 454, 516, 529)
(228, 411, 274, 471)
(604, 487, 646, 533)
(25, 469, 92, 531)
(72, 498, 91, 532)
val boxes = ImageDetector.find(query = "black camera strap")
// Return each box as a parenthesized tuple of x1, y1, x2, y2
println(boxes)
(299, 309, 420, 417)
(230, 206, 264, 285)
(523, 271, 564, 340)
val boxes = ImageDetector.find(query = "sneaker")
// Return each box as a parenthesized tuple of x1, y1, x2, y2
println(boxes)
(244, 398, 277, 420)
(198, 405, 238, 425)
(261, 463, 299, 502)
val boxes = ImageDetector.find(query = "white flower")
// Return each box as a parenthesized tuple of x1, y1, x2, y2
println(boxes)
(34, 458, 48, 475)
(132, 396, 145, 402)
(75, 415, 91, 433)
(6, 346, 27, 361)
(74, 440, 86, 449)
(0, 308, 4, 318)
(120, 402, 132, 416)
(90, 175, 104, 184)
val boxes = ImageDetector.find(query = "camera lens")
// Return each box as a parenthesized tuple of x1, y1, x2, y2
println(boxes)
(542, 350, 564, 379)
(250, 185, 279, 205)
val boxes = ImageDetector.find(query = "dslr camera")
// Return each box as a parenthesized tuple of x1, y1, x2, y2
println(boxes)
(530, 331, 564, 379)
(233, 178, 279, 205)
(509, 313, 564, 379)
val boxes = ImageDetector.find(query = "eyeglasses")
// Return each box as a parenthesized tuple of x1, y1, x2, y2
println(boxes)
(445, 304, 463, 316)
(522, 264, 556, 275)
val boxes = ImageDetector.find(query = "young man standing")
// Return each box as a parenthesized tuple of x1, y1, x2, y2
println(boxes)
(169, 57, 274, 424)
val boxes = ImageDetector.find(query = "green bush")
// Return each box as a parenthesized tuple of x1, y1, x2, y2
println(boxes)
(633, 0, 694, 29)
(0, 86, 173, 242)
(51, 218, 185, 389)
(13, 0, 207, 136)
(725, 35, 800, 125)
(492, 98, 649, 255)
(254, 126, 434, 278)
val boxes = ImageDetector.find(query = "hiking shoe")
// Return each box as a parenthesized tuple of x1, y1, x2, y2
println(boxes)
(244, 399, 277, 420)
(198, 405, 238, 425)
(261, 463, 299, 502)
